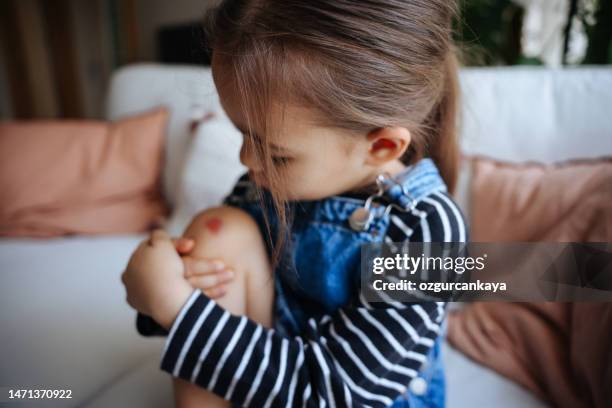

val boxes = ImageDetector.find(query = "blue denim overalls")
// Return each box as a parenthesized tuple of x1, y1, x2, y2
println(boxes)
(224, 158, 448, 407)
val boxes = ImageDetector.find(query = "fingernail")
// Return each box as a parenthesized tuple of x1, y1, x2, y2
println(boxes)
(221, 269, 234, 280)
(212, 260, 225, 271)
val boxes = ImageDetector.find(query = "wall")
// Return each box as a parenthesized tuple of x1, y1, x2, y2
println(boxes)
(134, 0, 217, 62)
(0, 0, 217, 120)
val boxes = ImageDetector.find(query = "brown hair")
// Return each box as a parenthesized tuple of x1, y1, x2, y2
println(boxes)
(204, 0, 460, 265)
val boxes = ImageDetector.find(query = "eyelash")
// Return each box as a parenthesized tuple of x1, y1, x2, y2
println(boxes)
(271, 156, 291, 166)
(240, 133, 292, 166)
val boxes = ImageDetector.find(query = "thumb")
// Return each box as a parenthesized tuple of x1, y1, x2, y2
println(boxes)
(148, 229, 171, 246)
(173, 237, 195, 254)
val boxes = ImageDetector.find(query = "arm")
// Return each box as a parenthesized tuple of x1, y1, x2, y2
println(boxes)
(158, 190, 467, 407)
(135, 174, 253, 338)
(160, 288, 442, 407)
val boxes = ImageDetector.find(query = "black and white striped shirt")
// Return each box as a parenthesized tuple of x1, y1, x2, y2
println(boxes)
(138, 190, 467, 407)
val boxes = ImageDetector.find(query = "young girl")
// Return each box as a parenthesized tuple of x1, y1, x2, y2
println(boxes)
(122, 0, 467, 407)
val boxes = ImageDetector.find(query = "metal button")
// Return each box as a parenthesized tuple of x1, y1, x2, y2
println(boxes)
(409, 377, 428, 396)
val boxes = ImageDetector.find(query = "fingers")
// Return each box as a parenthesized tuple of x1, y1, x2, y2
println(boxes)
(202, 286, 227, 299)
(182, 258, 234, 300)
(183, 257, 228, 278)
(148, 229, 171, 246)
(172, 237, 195, 254)
(187, 269, 234, 290)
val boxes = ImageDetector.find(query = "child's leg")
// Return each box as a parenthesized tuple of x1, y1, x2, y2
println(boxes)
(171, 206, 275, 408)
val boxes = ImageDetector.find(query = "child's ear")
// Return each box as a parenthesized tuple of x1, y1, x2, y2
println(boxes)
(365, 127, 411, 165)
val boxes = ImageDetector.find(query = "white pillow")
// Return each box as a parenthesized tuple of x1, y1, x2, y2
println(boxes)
(106, 65, 222, 209)
(459, 67, 612, 163)
(165, 114, 246, 236)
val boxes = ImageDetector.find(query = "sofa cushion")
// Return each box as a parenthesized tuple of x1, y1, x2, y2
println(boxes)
(0, 108, 169, 237)
(469, 157, 612, 242)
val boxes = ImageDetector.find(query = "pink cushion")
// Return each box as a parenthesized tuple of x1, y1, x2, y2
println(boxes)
(0, 108, 169, 237)
(470, 157, 612, 242)
(451, 156, 612, 407)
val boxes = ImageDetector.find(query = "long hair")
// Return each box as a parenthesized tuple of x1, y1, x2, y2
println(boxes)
(204, 0, 461, 266)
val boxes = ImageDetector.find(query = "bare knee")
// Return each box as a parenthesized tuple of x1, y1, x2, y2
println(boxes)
(183, 206, 267, 271)
(182, 206, 273, 326)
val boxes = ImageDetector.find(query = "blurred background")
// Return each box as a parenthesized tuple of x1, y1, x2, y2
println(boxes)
(0, 2, 611, 408)
(0, 0, 610, 120)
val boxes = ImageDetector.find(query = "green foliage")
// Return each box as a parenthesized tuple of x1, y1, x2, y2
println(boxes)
(454, 0, 611, 66)
(582, 0, 612, 64)
(454, 0, 524, 66)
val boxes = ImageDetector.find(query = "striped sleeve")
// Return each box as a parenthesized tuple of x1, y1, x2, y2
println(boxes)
(385, 190, 468, 243)
(385, 189, 469, 293)
(160, 288, 444, 407)
(158, 191, 467, 407)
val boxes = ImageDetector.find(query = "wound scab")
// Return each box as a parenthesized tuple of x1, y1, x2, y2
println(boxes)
(204, 217, 223, 234)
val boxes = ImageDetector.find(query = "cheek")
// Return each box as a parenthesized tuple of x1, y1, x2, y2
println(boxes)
(271, 163, 317, 199)
(290, 162, 344, 198)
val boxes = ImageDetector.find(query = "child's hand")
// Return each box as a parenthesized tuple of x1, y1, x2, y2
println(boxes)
(171, 237, 235, 300)
(122, 230, 194, 330)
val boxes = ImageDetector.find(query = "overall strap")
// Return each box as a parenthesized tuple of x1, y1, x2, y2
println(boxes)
(380, 158, 447, 209)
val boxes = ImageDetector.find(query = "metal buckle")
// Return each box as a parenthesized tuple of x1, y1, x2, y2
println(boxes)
(348, 172, 418, 231)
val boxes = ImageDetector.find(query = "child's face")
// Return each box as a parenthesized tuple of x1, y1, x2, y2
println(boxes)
(231, 103, 375, 201)
(213, 62, 380, 201)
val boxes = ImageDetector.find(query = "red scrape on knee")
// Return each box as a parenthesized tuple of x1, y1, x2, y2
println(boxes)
(203, 217, 223, 234)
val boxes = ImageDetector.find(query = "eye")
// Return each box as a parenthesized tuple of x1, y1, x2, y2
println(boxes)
(271, 156, 292, 166)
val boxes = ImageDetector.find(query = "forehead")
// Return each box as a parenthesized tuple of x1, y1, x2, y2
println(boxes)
(211, 53, 359, 155)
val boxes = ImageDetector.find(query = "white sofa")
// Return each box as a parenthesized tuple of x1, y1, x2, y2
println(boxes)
(1, 64, 611, 407)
